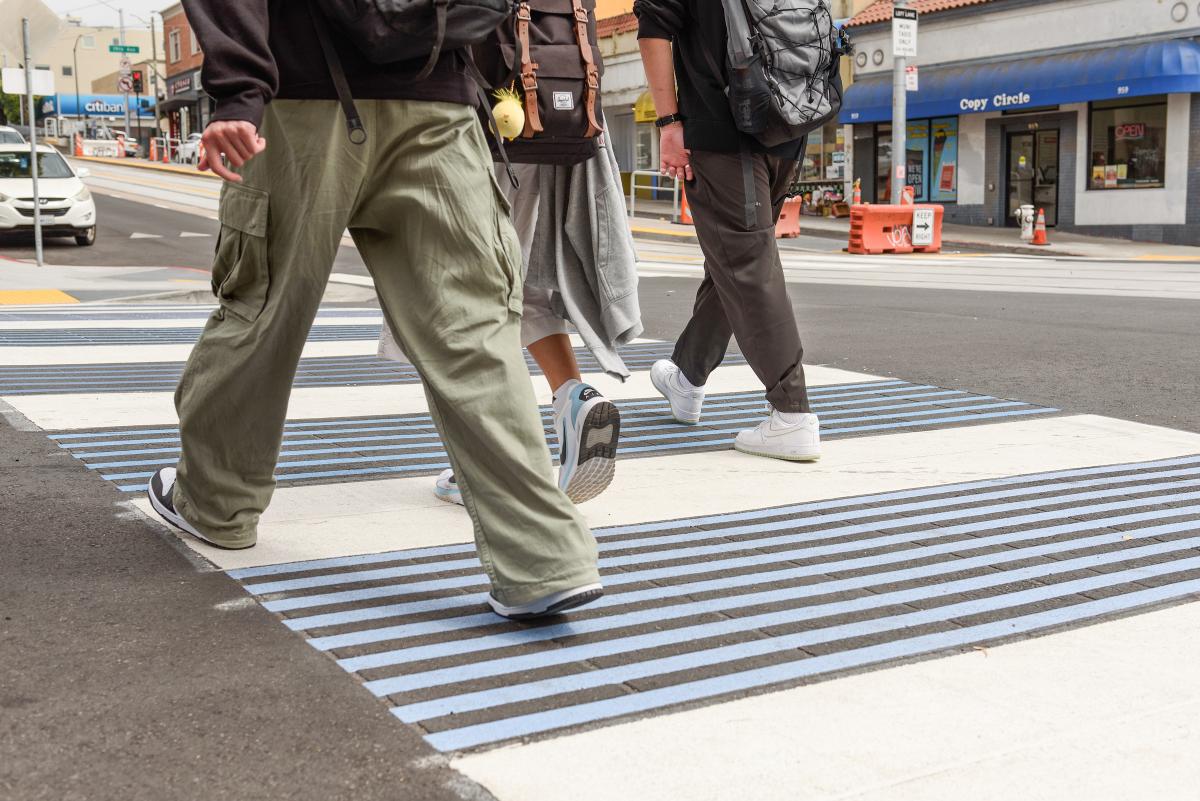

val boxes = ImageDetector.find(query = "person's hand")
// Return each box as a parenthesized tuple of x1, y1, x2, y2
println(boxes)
(659, 123, 692, 182)
(198, 120, 266, 183)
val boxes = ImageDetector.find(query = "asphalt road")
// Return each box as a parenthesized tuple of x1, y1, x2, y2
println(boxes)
(0, 193, 368, 274)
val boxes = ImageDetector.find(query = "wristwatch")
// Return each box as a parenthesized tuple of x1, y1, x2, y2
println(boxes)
(655, 113, 685, 128)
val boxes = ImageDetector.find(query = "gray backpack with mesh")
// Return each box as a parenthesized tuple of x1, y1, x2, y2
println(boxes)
(713, 0, 851, 148)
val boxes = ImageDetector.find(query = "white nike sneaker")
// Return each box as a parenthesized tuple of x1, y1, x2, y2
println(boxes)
(488, 582, 605, 620)
(433, 468, 465, 506)
(734, 411, 821, 462)
(650, 359, 705, 424)
(553, 380, 620, 504)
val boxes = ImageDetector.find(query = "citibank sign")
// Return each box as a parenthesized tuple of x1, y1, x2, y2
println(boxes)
(959, 91, 1032, 112)
(84, 99, 125, 114)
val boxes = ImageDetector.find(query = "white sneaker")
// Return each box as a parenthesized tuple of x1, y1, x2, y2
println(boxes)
(553, 380, 620, 504)
(734, 411, 821, 462)
(650, 359, 705, 424)
(488, 582, 604, 620)
(433, 468, 465, 506)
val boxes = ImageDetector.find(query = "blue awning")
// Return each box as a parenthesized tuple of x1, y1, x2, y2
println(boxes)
(840, 39, 1200, 124)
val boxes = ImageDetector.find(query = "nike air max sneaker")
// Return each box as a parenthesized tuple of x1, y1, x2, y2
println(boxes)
(488, 582, 605, 620)
(553, 380, 620, 504)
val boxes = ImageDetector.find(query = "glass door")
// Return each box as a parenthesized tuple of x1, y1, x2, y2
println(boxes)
(1006, 130, 1059, 226)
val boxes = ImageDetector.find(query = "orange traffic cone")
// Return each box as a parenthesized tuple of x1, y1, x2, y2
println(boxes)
(149, 138, 158, 162)
(74, 132, 83, 157)
(1031, 208, 1049, 246)
(852, 178, 862, 205)
(679, 187, 693, 225)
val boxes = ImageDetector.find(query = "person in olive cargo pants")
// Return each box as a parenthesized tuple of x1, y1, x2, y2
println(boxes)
(146, 98, 604, 620)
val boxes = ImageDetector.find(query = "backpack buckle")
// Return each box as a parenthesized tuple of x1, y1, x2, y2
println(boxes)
(573, 7, 589, 22)
(516, 3, 531, 20)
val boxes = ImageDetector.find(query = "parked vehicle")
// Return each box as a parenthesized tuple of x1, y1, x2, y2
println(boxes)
(0, 126, 26, 145)
(175, 133, 203, 163)
(93, 126, 141, 158)
(0, 144, 97, 246)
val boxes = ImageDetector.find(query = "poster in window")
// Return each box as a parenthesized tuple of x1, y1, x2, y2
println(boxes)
(906, 120, 929, 202)
(930, 117, 958, 202)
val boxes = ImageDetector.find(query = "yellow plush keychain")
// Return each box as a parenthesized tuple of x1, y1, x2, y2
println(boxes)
(492, 86, 526, 141)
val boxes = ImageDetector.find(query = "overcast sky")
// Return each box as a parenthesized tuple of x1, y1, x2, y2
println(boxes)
(44, 0, 167, 28)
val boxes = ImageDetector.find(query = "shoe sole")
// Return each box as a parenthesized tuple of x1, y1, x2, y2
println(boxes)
(496, 587, 605, 621)
(733, 441, 822, 462)
(146, 477, 254, 550)
(563, 401, 620, 504)
(650, 369, 701, 425)
(433, 488, 464, 506)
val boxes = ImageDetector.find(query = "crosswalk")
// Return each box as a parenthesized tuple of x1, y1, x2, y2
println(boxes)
(2, 302, 1197, 799)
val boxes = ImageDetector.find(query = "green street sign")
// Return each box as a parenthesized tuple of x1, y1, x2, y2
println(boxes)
(109, 44, 140, 53)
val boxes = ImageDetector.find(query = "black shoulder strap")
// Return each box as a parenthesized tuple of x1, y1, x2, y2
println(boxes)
(307, 0, 367, 144)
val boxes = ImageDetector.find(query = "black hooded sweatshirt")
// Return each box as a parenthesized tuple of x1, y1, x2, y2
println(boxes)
(182, 0, 475, 129)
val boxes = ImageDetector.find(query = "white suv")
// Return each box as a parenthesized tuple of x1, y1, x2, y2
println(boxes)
(0, 144, 97, 246)
(0, 126, 26, 145)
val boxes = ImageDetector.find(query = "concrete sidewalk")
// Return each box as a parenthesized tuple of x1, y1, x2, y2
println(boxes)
(629, 203, 1200, 260)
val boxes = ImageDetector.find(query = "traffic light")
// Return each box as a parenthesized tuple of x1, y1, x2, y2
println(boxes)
(131, 69, 144, 94)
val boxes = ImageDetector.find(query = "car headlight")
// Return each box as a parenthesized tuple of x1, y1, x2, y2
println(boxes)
(73, 186, 92, 201)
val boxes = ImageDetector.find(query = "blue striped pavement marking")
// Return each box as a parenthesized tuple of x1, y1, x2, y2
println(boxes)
(0, 342, 720, 394)
(230, 454, 1200, 583)
(50, 379, 1056, 491)
(423, 579, 1200, 751)
(0, 324, 385, 346)
(221, 456, 1200, 752)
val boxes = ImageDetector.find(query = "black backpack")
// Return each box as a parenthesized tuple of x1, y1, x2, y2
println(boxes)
(307, 0, 510, 142)
(473, 0, 604, 165)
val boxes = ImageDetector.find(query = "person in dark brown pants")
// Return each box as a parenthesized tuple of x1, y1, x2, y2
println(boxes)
(635, 0, 821, 461)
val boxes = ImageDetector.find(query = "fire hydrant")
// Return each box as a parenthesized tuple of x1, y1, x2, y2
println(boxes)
(1014, 204, 1036, 242)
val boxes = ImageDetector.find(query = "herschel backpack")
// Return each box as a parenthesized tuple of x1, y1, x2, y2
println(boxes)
(711, 0, 852, 148)
(473, 0, 605, 165)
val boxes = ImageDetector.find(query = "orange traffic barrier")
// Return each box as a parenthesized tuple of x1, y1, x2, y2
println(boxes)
(1031, 208, 1049, 246)
(73, 133, 83, 157)
(149, 139, 157, 162)
(679, 187, 693, 225)
(775, 195, 802, 238)
(847, 202, 944, 255)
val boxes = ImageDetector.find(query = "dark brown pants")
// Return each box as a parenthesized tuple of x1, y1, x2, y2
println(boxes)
(672, 149, 811, 413)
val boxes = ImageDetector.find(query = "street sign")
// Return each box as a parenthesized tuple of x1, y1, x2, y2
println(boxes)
(893, 7, 918, 59)
(912, 208, 935, 246)
(109, 44, 140, 53)
(117, 75, 134, 93)
(119, 56, 132, 75)
(905, 65, 919, 91)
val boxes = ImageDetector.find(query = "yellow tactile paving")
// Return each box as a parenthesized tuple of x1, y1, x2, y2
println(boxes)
(0, 290, 78, 305)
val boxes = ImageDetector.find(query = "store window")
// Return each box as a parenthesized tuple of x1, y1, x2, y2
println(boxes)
(873, 117, 958, 203)
(799, 121, 846, 183)
(1088, 96, 1167, 190)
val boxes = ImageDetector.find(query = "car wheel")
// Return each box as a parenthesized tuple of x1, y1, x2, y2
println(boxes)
(75, 226, 96, 247)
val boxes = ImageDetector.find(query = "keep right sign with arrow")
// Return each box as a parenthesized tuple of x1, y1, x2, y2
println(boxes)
(912, 208, 935, 246)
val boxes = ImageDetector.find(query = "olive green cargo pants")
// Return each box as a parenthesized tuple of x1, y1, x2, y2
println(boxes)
(172, 99, 599, 605)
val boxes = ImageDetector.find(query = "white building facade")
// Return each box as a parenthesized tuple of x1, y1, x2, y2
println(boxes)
(840, 0, 1200, 244)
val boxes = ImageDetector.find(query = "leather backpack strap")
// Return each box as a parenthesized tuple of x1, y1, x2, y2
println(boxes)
(516, 2, 543, 137)
(570, 0, 603, 137)
(414, 0, 448, 81)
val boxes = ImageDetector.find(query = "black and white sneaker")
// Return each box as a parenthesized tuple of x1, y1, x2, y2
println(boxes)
(488, 583, 604, 620)
(147, 467, 241, 549)
(553, 381, 620, 504)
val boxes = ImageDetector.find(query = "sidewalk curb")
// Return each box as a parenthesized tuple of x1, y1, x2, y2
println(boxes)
(72, 154, 221, 180)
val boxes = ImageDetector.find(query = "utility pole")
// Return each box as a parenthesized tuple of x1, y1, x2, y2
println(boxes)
(149, 13, 161, 142)
(890, 0, 909, 205)
(119, 7, 131, 135)
(73, 34, 82, 134)
(22, 18, 43, 266)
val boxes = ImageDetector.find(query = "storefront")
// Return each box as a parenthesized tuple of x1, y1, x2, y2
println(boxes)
(840, 35, 1200, 244)
(158, 68, 210, 141)
(40, 94, 156, 138)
